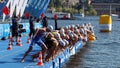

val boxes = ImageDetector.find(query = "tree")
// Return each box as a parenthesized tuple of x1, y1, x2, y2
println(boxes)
(49, 0, 54, 8)
(48, 0, 97, 16)
(86, 4, 97, 15)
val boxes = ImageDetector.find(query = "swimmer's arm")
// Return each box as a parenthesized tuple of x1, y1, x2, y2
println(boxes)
(32, 28, 46, 39)
(45, 32, 50, 38)
(32, 29, 39, 39)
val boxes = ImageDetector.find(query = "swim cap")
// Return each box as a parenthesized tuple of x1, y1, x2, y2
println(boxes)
(63, 39, 69, 45)
(60, 29, 65, 34)
(64, 26, 68, 29)
(61, 33, 66, 37)
(68, 25, 71, 29)
(71, 25, 75, 28)
(67, 30, 71, 35)
(74, 29, 79, 34)
(69, 33, 74, 38)
(59, 39, 65, 47)
(47, 25, 53, 31)
(76, 24, 80, 27)
(55, 32, 61, 39)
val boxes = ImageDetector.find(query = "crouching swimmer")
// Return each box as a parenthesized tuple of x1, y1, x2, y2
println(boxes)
(55, 33, 66, 49)
(30, 32, 59, 62)
(44, 32, 59, 62)
(21, 25, 53, 63)
(54, 33, 67, 55)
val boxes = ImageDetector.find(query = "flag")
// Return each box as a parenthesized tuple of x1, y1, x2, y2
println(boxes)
(2, 6, 10, 16)
(25, 12, 29, 19)
(41, 12, 44, 18)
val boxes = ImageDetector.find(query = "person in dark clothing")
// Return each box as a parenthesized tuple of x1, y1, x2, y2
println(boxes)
(12, 15, 19, 37)
(29, 16, 35, 38)
(55, 19, 58, 30)
(42, 16, 48, 27)
(11, 15, 19, 44)
(54, 14, 58, 30)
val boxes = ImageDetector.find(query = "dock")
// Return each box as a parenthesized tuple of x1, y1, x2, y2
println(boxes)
(0, 36, 84, 68)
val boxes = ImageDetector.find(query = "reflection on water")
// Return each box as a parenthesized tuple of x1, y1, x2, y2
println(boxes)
(63, 42, 120, 68)
(62, 44, 91, 68)
(48, 16, 120, 68)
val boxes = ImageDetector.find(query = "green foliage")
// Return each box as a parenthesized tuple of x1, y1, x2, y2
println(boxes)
(49, 0, 63, 8)
(55, 7, 63, 12)
(78, 9, 84, 14)
(86, 5, 97, 15)
(49, 0, 54, 7)
(85, 11, 89, 15)
(48, 0, 97, 16)
(90, 9, 97, 15)
(72, 9, 78, 13)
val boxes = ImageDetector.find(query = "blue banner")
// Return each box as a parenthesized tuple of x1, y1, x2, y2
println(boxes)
(0, 23, 43, 39)
(25, 0, 50, 17)
(0, 24, 3, 38)
(0, 0, 50, 18)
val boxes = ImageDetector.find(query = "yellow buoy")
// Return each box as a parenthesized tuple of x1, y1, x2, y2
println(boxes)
(99, 15, 112, 32)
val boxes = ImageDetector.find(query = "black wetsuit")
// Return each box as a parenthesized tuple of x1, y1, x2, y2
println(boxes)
(29, 17, 35, 38)
(12, 18, 18, 37)
(55, 19, 58, 30)
(45, 38, 54, 49)
(42, 16, 48, 27)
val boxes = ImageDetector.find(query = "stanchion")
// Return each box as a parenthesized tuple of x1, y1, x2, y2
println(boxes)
(37, 51, 44, 66)
(17, 37, 22, 46)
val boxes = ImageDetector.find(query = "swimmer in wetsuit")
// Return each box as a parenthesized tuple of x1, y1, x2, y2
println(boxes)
(21, 25, 53, 63)
(30, 32, 59, 62)
(44, 32, 59, 62)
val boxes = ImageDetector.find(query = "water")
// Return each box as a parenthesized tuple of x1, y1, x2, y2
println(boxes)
(49, 16, 120, 68)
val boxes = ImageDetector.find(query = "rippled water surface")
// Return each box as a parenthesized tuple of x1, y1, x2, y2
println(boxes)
(49, 16, 120, 68)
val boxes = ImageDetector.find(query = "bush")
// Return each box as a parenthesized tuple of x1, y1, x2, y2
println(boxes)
(51, 6, 97, 16)
(91, 9, 97, 15)
(56, 7, 63, 12)
(85, 11, 89, 15)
